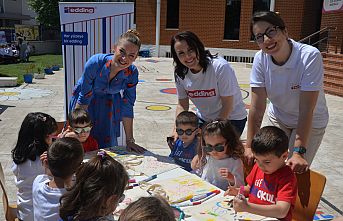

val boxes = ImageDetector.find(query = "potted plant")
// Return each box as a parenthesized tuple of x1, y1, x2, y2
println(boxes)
(23, 64, 35, 83)
(52, 64, 60, 71)
(44, 65, 54, 75)
(34, 65, 45, 79)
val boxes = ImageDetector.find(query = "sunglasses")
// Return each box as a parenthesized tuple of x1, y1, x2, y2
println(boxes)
(254, 26, 279, 44)
(176, 128, 197, 136)
(203, 144, 225, 153)
(72, 126, 92, 134)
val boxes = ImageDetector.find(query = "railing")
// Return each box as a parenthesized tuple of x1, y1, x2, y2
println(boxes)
(299, 26, 337, 53)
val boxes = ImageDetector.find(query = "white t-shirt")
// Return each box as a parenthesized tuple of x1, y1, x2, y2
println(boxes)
(250, 39, 329, 128)
(176, 57, 247, 121)
(11, 158, 45, 221)
(32, 174, 66, 221)
(200, 156, 244, 190)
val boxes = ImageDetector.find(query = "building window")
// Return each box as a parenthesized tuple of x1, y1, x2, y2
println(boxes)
(251, 0, 271, 40)
(224, 0, 241, 40)
(166, 0, 179, 29)
(253, 0, 271, 12)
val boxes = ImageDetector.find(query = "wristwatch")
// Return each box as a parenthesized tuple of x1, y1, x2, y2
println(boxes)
(293, 146, 307, 155)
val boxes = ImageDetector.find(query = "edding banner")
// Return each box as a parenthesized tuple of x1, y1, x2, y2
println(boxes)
(58, 2, 134, 115)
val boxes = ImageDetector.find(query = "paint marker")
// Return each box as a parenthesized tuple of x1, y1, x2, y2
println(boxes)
(173, 200, 202, 207)
(142, 174, 157, 182)
(238, 186, 245, 199)
(127, 183, 139, 189)
(171, 194, 194, 204)
(128, 179, 136, 183)
(198, 190, 220, 203)
(190, 190, 220, 202)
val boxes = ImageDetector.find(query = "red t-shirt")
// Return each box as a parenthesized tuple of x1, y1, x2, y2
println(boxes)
(82, 135, 99, 152)
(246, 164, 297, 221)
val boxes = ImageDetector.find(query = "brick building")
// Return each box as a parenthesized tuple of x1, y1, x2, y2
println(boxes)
(136, 0, 342, 58)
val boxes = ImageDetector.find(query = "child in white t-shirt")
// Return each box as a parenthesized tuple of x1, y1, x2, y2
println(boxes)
(191, 120, 245, 190)
(33, 137, 84, 221)
(11, 112, 57, 221)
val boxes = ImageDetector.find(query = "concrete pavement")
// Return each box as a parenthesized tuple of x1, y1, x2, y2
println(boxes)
(0, 57, 342, 219)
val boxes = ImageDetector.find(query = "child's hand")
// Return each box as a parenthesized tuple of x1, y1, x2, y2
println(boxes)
(224, 186, 239, 196)
(64, 131, 79, 140)
(233, 194, 248, 212)
(58, 126, 73, 138)
(40, 151, 48, 166)
(219, 168, 235, 184)
(167, 136, 175, 150)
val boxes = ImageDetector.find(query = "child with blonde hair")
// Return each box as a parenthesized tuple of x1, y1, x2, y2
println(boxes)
(11, 112, 57, 221)
(191, 120, 244, 190)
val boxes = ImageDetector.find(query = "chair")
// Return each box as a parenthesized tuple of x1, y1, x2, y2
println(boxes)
(0, 162, 18, 221)
(292, 169, 326, 221)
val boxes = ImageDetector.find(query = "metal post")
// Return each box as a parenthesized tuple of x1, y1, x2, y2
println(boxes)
(155, 0, 161, 57)
(270, 0, 275, 11)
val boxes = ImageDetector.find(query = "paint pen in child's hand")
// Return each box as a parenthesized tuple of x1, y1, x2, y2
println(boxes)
(238, 186, 244, 200)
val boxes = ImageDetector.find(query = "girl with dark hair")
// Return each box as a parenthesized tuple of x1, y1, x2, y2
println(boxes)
(191, 120, 244, 190)
(245, 11, 329, 174)
(69, 29, 145, 153)
(59, 151, 129, 221)
(170, 31, 247, 140)
(11, 112, 58, 221)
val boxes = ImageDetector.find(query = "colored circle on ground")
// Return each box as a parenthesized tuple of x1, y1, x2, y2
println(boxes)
(138, 79, 145, 82)
(146, 105, 171, 111)
(0, 92, 20, 96)
(156, 78, 173, 82)
(239, 84, 250, 88)
(160, 88, 177, 94)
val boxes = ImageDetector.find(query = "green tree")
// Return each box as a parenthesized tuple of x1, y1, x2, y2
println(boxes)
(28, 0, 60, 28)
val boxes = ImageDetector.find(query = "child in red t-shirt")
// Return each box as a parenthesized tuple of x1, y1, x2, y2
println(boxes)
(225, 126, 297, 221)
(59, 108, 99, 152)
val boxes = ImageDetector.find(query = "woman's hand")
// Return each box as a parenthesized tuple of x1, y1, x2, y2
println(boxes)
(40, 151, 48, 166)
(126, 142, 146, 154)
(286, 153, 309, 173)
(244, 147, 255, 165)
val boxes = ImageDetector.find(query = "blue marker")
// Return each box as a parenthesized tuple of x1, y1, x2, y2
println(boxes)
(190, 190, 220, 202)
(143, 174, 157, 182)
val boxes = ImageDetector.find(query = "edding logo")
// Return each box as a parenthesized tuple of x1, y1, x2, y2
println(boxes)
(64, 7, 95, 14)
(187, 89, 216, 98)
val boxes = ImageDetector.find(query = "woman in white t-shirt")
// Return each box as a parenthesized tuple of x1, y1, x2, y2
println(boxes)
(170, 31, 247, 140)
(245, 11, 329, 174)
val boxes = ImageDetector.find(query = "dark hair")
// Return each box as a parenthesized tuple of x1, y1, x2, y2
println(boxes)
(251, 126, 289, 157)
(118, 196, 175, 221)
(176, 111, 198, 128)
(68, 108, 91, 128)
(48, 137, 84, 179)
(12, 112, 57, 164)
(170, 31, 217, 80)
(59, 152, 128, 220)
(198, 120, 244, 165)
(250, 11, 286, 35)
(118, 29, 141, 50)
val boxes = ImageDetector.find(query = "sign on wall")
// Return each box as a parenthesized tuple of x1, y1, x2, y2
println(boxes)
(14, 25, 40, 41)
(58, 2, 134, 115)
(323, 0, 343, 13)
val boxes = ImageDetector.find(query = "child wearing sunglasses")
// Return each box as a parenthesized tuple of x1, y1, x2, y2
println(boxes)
(191, 120, 244, 190)
(168, 111, 200, 172)
(59, 108, 99, 152)
(59, 151, 129, 221)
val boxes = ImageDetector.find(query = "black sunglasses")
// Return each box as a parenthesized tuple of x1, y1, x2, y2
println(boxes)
(176, 128, 197, 136)
(203, 144, 225, 153)
(254, 26, 279, 44)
